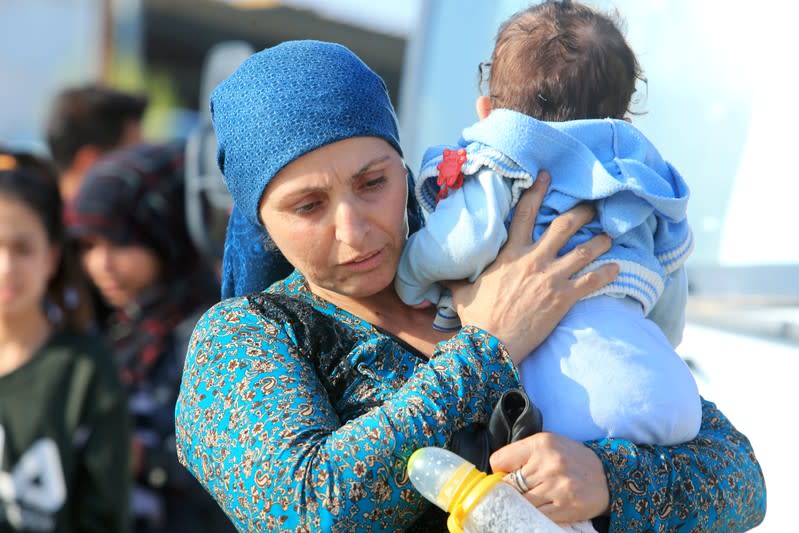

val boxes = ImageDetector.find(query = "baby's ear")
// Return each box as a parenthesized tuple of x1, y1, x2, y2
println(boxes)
(476, 95, 492, 120)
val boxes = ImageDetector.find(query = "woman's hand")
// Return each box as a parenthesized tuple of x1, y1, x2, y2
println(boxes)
(445, 171, 618, 363)
(490, 432, 610, 524)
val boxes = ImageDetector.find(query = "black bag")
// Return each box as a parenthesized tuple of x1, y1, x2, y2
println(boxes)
(450, 388, 543, 473)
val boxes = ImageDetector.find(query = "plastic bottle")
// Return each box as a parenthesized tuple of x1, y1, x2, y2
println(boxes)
(407, 446, 564, 533)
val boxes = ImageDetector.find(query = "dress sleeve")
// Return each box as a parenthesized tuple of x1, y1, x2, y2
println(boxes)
(175, 299, 520, 532)
(587, 398, 767, 532)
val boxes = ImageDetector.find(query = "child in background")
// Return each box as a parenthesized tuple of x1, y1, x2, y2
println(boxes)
(68, 142, 232, 533)
(0, 149, 130, 532)
(396, 2, 701, 526)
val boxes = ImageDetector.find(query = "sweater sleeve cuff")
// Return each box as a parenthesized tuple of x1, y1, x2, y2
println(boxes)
(585, 438, 641, 523)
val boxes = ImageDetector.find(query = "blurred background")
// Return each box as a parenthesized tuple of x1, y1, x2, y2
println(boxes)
(1, 0, 795, 531)
(0, 0, 418, 150)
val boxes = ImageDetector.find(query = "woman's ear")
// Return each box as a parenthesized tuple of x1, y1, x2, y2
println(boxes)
(476, 96, 492, 120)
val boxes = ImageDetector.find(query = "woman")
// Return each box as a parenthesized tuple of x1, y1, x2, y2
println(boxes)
(175, 41, 766, 532)
(67, 143, 233, 532)
(0, 149, 129, 532)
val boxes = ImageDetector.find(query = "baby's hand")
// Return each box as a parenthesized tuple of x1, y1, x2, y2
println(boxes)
(410, 300, 433, 309)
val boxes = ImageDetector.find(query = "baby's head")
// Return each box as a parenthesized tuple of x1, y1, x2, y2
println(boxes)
(478, 0, 644, 121)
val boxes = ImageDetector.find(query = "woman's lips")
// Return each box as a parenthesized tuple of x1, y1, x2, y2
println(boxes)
(340, 247, 384, 272)
(0, 286, 19, 303)
(98, 283, 124, 298)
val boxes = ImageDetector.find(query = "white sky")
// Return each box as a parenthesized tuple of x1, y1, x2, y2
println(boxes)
(229, 0, 423, 36)
(286, 0, 421, 36)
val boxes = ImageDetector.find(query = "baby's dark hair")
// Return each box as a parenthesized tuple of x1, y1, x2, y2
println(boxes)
(0, 149, 94, 330)
(481, 0, 645, 121)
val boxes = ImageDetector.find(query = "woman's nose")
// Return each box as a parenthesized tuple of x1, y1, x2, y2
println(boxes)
(85, 243, 112, 272)
(334, 200, 370, 245)
(0, 249, 11, 275)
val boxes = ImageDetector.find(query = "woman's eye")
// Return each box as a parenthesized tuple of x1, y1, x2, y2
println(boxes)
(361, 176, 387, 190)
(294, 201, 321, 214)
(12, 241, 33, 256)
(77, 241, 95, 254)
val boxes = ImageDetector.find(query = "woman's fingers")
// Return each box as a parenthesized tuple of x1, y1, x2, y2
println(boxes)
(522, 491, 553, 512)
(532, 203, 596, 260)
(505, 171, 549, 249)
(570, 262, 619, 296)
(490, 435, 535, 473)
(534, 502, 572, 524)
(451, 168, 619, 360)
(506, 175, 600, 270)
(492, 433, 611, 524)
(550, 234, 612, 278)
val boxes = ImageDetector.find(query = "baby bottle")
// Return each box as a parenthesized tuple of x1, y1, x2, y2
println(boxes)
(407, 446, 564, 533)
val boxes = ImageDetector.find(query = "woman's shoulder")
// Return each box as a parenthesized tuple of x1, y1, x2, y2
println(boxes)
(199, 270, 318, 324)
(189, 289, 303, 346)
(188, 274, 366, 360)
(190, 295, 261, 337)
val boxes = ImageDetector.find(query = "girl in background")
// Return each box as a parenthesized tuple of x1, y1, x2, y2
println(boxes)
(0, 149, 130, 533)
(68, 142, 230, 533)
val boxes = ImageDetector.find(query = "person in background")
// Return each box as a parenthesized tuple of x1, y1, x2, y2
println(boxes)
(45, 84, 149, 329)
(45, 84, 148, 206)
(0, 148, 130, 533)
(395, 3, 703, 529)
(176, 40, 765, 531)
(67, 142, 231, 533)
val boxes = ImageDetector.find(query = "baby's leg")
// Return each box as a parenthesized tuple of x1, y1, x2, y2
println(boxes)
(518, 295, 701, 445)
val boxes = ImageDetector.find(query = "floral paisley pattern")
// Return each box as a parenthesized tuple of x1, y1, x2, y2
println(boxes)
(175, 271, 766, 532)
(589, 400, 766, 532)
(176, 272, 518, 532)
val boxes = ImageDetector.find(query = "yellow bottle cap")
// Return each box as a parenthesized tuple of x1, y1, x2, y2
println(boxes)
(442, 467, 504, 533)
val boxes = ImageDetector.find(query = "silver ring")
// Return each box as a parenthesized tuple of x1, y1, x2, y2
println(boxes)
(512, 468, 530, 493)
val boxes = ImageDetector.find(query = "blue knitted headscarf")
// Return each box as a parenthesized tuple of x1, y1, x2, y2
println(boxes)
(212, 40, 423, 297)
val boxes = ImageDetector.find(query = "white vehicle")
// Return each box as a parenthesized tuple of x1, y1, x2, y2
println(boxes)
(399, 1, 797, 530)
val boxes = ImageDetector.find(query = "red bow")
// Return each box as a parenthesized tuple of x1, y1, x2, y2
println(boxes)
(436, 148, 467, 202)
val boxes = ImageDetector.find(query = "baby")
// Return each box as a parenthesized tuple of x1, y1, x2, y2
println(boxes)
(397, 0, 701, 468)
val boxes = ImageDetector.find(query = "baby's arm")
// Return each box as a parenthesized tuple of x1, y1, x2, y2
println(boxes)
(646, 266, 688, 347)
(395, 169, 514, 305)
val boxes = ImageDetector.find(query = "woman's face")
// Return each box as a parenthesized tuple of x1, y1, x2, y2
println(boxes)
(80, 236, 162, 308)
(0, 194, 58, 318)
(259, 137, 409, 299)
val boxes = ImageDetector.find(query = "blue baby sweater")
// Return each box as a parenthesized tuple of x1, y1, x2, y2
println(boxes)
(402, 109, 693, 315)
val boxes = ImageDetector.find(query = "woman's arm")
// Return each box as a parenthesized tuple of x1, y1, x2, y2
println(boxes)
(175, 300, 519, 532)
(589, 398, 766, 532)
(490, 399, 767, 532)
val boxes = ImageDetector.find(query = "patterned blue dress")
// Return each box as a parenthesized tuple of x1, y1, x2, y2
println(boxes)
(175, 271, 766, 532)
